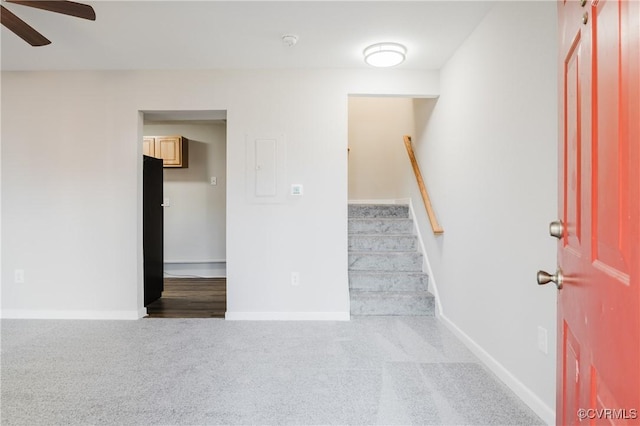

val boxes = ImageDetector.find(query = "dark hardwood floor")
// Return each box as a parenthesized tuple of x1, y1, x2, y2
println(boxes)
(146, 277, 226, 318)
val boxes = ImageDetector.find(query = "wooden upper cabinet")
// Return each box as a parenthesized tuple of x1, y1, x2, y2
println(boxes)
(143, 137, 155, 157)
(143, 136, 189, 168)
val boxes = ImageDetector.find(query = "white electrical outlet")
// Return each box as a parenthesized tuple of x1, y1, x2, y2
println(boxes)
(14, 269, 25, 284)
(291, 272, 300, 286)
(210, 176, 217, 185)
(537, 326, 548, 354)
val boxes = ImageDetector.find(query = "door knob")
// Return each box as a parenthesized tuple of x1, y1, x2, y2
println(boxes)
(549, 220, 564, 239)
(537, 269, 564, 289)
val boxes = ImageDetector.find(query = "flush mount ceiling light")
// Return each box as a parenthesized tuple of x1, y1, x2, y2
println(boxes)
(363, 42, 407, 67)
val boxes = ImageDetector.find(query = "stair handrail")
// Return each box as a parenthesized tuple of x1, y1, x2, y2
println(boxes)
(403, 135, 444, 235)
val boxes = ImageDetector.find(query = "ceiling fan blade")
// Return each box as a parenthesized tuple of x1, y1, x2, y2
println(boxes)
(5, 0, 96, 21)
(0, 5, 50, 46)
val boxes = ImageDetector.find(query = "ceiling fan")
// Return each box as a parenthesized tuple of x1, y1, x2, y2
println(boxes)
(1, 0, 95, 46)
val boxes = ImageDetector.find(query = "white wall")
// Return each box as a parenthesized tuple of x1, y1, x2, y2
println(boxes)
(143, 122, 227, 277)
(411, 2, 558, 423)
(348, 97, 415, 200)
(0, 68, 439, 320)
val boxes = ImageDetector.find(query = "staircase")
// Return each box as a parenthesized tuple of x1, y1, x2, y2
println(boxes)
(348, 203, 435, 316)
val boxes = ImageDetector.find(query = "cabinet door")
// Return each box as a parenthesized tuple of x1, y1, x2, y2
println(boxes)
(143, 137, 156, 157)
(155, 136, 182, 167)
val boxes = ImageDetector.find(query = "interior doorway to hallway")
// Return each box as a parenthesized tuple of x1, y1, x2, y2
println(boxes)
(141, 110, 228, 318)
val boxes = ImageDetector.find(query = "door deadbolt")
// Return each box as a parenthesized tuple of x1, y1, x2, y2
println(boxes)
(549, 220, 564, 239)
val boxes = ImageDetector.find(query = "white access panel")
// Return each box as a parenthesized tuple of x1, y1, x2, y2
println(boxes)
(255, 138, 277, 197)
(245, 134, 287, 203)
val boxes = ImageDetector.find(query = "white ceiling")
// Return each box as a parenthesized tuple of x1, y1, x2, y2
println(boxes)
(0, 1, 496, 71)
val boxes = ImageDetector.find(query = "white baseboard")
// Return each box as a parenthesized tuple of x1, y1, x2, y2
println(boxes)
(0, 309, 144, 320)
(347, 198, 409, 204)
(438, 313, 555, 425)
(164, 260, 226, 278)
(407, 199, 443, 316)
(225, 311, 351, 321)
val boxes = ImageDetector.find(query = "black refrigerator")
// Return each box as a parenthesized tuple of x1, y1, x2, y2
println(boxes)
(143, 155, 164, 306)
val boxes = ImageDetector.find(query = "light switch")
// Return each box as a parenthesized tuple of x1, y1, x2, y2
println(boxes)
(291, 184, 303, 196)
(162, 197, 170, 207)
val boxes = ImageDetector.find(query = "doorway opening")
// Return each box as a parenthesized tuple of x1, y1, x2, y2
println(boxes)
(140, 110, 228, 318)
(346, 96, 440, 316)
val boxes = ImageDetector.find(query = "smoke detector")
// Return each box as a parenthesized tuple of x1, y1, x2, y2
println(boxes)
(282, 34, 298, 47)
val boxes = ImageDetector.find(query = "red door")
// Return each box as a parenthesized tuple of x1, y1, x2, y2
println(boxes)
(554, 0, 640, 424)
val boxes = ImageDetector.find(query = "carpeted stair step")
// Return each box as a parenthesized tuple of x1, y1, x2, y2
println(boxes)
(348, 218, 414, 234)
(348, 252, 423, 272)
(350, 291, 435, 316)
(348, 234, 417, 252)
(349, 271, 428, 292)
(348, 204, 409, 219)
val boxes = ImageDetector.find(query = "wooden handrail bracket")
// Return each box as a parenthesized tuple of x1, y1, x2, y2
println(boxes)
(403, 135, 444, 235)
